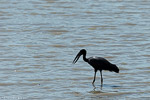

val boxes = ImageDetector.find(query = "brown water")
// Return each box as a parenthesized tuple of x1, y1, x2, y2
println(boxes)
(0, 0, 150, 99)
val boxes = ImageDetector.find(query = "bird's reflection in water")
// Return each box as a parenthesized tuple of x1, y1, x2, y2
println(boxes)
(92, 84, 120, 91)
(89, 85, 103, 94)
(92, 84, 103, 91)
(92, 84, 96, 91)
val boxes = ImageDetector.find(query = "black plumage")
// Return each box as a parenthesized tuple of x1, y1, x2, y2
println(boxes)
(73, 49, 119, 86)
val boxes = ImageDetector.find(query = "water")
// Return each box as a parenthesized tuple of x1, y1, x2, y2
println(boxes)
(0, 0, 150, 99)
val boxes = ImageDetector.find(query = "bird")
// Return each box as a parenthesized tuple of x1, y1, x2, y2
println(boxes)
(73, 49, 119, 87)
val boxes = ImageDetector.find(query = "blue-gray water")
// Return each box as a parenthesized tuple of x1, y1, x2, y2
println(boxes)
(0, 0, 150, 100)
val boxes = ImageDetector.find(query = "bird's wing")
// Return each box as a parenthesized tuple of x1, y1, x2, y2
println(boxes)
(90, 57, 110, 63)
(88, 57, 111, 68)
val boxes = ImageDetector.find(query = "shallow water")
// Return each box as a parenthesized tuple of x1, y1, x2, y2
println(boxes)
(0, 0, 150, 99)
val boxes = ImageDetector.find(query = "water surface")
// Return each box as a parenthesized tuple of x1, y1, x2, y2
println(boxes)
(0, 0, 150, 99)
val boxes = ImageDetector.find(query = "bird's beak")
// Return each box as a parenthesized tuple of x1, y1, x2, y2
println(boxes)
(73, 51, 82, 64)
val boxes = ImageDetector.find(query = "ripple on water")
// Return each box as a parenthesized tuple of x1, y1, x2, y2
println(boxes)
(0, 0, 150, 99)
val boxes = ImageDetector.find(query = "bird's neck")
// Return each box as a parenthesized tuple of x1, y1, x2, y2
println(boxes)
(83, 53, 88, 62)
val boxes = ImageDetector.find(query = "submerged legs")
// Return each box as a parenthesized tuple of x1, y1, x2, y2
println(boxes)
(100, 70, 103, 87)
(92, 70, 97, 85)
(92, 70, 103, 89)
(92, 70, 103, 85)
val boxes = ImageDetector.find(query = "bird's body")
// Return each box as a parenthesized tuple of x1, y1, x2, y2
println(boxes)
(73, 49, 119, 87)
(88, 56, 119, 72)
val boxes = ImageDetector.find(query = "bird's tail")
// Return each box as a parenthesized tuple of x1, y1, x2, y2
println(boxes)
(110, 64, 119, 73)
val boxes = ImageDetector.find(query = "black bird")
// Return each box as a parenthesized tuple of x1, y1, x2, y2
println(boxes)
(73, 49, 119, 86)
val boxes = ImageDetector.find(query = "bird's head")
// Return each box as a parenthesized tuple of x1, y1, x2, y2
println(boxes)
(73, 49, 86, 64)
(112, 64, 119, 73)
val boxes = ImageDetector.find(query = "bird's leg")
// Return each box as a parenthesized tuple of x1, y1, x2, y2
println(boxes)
(92, 70, 97, 85)
(100, 70, 103, 87)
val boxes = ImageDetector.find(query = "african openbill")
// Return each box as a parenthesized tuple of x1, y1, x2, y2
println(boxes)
(73, 49, 119, 86)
